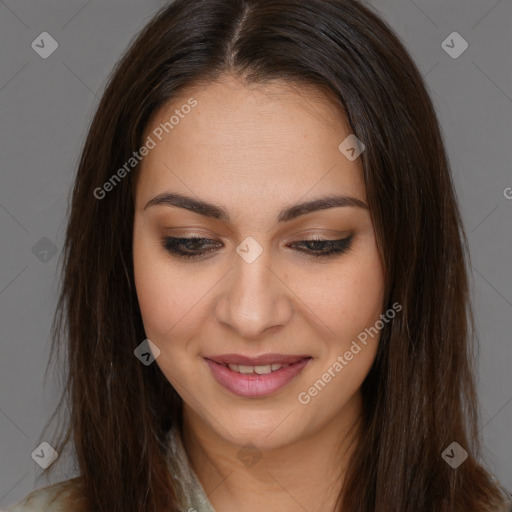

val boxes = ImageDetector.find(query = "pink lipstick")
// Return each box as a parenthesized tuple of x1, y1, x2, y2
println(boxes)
(204, 353, 312, 398)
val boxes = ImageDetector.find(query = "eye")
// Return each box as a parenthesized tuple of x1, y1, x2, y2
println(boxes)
(161, 236, 222, 259)
(288, 235, 353, 258)
(161, 235, 354, 260)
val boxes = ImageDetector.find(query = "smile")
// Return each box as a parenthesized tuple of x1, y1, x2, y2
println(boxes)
(203, 354, 312, 398)
(222, 363, 290, 374)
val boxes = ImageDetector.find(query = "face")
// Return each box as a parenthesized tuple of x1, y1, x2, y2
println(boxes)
(133, 75, 385, 451)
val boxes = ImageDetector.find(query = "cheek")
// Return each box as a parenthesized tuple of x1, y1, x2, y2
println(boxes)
(133, 231, 208, 392)
(297, 255, 384, 415)
(291, 241, 385, 344)
(133, 227, 198, 341)
(337, 258, 384, 335)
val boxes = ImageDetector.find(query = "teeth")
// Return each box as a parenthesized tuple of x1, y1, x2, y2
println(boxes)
(254, 365, 272, 375)
(226, 363, 290, 374)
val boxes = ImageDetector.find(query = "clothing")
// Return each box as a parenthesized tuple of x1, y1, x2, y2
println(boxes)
(1, 478, 82, 512)
(165, 424, 216, 512)
(1, 426, 215, 512)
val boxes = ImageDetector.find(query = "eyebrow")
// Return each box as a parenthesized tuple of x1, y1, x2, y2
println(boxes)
(143, 192, 368, 222)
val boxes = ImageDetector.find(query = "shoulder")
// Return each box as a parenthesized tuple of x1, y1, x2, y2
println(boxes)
(2, 477, 86, 512)
(497, 482, 512, 512)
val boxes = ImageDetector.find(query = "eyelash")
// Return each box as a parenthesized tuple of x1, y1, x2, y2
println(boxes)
(161, 235, 353, 260)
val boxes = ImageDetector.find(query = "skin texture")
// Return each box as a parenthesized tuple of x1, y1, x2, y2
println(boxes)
(133, 75, 385, 512)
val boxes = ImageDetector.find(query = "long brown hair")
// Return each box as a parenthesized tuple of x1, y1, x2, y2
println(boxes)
(39, 1, 508, 510)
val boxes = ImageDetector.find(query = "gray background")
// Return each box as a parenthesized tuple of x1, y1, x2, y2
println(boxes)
(1, 0, 511, 507)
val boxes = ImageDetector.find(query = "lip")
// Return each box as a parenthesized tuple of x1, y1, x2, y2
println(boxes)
(204, 353, 311, 366)
(204, 355, 312, 398)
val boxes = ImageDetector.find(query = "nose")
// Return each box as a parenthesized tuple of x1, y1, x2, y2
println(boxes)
(214, 244, 294, 339)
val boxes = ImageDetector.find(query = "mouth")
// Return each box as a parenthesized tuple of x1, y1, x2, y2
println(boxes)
(203, 354, 312, 398)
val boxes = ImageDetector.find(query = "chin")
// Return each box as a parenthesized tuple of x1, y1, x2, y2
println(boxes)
(211, 409, 307, 450)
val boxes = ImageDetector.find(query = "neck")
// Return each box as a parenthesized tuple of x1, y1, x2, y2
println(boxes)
(181, 393, 362, 512)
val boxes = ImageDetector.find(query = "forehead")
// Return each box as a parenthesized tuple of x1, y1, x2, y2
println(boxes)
(136, 76, 365, 212)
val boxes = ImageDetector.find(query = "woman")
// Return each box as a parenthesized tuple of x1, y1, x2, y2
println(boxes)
(4, 0, 510, 511)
